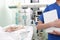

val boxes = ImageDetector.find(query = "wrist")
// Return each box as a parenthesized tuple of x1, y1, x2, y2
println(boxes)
(51, 22, 56, 27)
(48, 22, 56, 27)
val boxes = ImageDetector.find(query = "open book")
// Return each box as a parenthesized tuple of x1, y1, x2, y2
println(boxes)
(43, 9, 60, 33)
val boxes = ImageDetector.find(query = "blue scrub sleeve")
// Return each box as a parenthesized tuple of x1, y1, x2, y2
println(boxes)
(38, 5, 49, 23)
(43, 5, 49, 12)
(38, 14, 44, 23)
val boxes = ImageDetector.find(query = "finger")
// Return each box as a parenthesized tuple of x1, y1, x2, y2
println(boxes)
(53, 30, 60, 35)
(49, 32, 56, 35)
(53, 30, 59, 33)
(58, 19, 60, 20)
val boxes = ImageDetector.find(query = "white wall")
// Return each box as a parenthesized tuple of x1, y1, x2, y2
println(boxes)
(0, 0, 18, 26)
(39, 0, 56, 4)
(0, 0, 7, 26)
(0, 0, 15, 26)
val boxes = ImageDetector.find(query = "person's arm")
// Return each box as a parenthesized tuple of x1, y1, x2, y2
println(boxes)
(37, 19, 60, 35)
(54, 19, 60, 28)
(37, 20, 55, 30)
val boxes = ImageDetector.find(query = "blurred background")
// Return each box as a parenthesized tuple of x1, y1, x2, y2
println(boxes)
(0, 0, 55, 26)
(0, 0, 56, 40)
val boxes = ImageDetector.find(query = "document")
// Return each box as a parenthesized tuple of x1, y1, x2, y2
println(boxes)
(43, 9, 60, 33)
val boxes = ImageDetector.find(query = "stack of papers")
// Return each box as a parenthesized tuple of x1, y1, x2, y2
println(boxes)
(43, 9, 60, 33)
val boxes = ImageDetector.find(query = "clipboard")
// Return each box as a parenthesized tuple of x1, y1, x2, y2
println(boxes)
(43, 9, 60, 33)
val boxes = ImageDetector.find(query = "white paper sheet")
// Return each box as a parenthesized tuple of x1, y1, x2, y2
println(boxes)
(43, 9, 60, 33)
